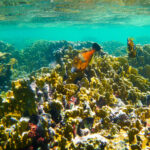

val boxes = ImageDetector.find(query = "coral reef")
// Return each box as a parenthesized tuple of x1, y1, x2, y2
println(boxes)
(0, 44, 150, 150)
(128, 44, 150, 80)
(0, 50, 13, 92)
(0, 40, 94, 92)
(0, 40, 127, 78)
(0, 40, 130, 86)
(5, 40, 94, 75)
(0, 41, 15, 53)
(0, 41, 20, 92)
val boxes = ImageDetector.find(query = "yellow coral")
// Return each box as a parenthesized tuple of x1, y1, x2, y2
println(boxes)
(46, 71, 63, 88)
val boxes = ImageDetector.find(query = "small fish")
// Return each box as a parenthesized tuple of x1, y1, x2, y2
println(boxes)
(71, 43, 101, 72)
(127, 38, 137, 58)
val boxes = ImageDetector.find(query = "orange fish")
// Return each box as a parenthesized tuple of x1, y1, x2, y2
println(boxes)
(127, 38, 137, 58)
(71, 43, 101, 72)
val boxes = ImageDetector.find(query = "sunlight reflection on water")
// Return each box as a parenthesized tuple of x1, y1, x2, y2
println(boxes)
(0, 0, 150, 26)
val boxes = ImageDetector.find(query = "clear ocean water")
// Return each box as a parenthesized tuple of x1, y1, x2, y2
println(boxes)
(0, 0, 150, 48)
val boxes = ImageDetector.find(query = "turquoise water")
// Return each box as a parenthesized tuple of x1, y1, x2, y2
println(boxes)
(1, 24, 150, 49)
(0, 0, 150, 48)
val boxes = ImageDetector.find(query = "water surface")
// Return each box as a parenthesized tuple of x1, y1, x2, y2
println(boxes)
(0, 0, 150, 48)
